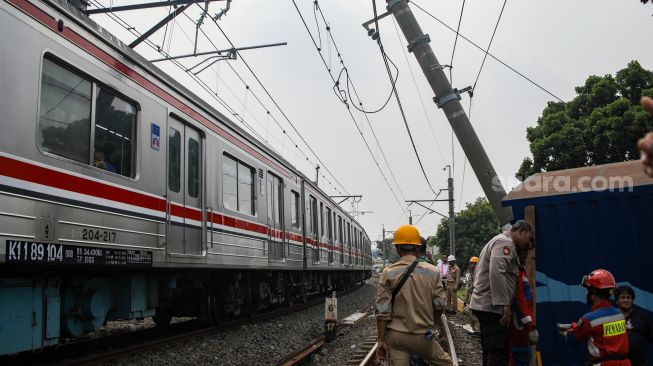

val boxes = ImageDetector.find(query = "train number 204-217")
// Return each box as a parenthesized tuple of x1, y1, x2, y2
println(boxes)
(82, 228, 116, 243)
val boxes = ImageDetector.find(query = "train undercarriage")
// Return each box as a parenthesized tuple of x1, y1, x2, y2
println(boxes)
(0, 268, 370, 355)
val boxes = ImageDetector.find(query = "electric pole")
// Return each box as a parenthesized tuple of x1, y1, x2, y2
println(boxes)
(445, 165, 455, 255)
(381, 224, 386, 269)
(382, 0, 513, 226)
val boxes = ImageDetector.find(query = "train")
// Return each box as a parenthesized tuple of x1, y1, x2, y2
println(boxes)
(0, 0, 372, 355)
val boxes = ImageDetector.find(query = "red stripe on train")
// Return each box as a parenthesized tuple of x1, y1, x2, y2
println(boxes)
(0, 156, 165, 212)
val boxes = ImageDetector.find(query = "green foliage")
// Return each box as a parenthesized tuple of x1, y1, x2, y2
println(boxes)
(377, 238, 399, 263)
(517, 61, 653, 179)
(433, 198, 500, 273)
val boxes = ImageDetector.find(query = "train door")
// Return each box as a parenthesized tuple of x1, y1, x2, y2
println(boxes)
(167, 116, 203, 256)
(326, 207, 333, 263)
(308, 195, 319, 263)
(267, 173, 284, 261)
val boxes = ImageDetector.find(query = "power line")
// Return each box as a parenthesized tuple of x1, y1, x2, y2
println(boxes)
(90, 2, 345, 194)
(472, 0, 507, 92)
(390, 18, 447, 165)
(313, 2, 409, 203)
(205, 12, 352, 195)
(291, 0, 409, 216)
(449, 0, 466, 84)
(372, 0, 438, 196)
(410, 0, 564, 102)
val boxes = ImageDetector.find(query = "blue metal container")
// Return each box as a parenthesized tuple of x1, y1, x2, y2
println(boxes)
(503, 160, 653, 366)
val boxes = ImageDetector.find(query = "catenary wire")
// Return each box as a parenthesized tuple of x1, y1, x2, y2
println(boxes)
(472, 0, 508, 92)
(313, 1, 409, 203)
(449, 0, 466, 85)
(410, 0, 564, 103)
(206, 12, 352, 196)
(291, 0, 409, 216)
(88, 2, 345, 195)
(372, 0, 438, 196)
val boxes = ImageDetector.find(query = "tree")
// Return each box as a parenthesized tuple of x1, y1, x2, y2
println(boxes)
(517, 61, 653, 179)
(377, 238, 399, 264)
(433, 198, 500, 273)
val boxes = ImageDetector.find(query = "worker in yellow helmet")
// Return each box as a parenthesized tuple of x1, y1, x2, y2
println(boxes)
(464, 256, 480, 306)
(375, 225, 453, 366)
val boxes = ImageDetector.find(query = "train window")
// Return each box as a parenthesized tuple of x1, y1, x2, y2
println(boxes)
(290, 190, 300, 229)
(168, 128, 181, 192)
(222, 155, 238, 211)
(237, 162, 255, 215)
(93, 86, 136, 177)
(187, 137, 199, 198)
(309, 196, 318, 235)
(222, 154, 255, 215)
(39, 57, 137, 177)
(326, 207, 332, 241)
(319, 202, 324, 238)
(338, 216, 343, 243)
(39, 58, 92, 164)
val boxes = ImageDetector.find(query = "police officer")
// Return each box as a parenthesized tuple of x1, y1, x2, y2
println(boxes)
(561, 269, 631, 366)
(469, 220, 534, 366)
(375, 224, 453, 366)
(446, 255, 460, 315)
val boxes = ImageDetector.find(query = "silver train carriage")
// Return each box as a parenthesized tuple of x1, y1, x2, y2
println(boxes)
(0, 0, 372, 355)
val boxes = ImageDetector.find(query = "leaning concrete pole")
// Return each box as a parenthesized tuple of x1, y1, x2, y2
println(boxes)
(386, 0, 513, 226)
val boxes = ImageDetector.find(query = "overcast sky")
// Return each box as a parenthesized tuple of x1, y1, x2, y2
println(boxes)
(92, 0, 653, 240)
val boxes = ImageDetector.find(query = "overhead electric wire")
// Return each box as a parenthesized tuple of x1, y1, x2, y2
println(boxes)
(291, 0, 409, 216)
(472, 0, 507, 92)
(372, 0, 438, 196)
(313, 2, 408, 203)
(88, 2, 346, 194)
(206, 12, 351, 195)
(390, 18, 447, 168)
(449, 0, 466, 84)
(410, 0, 564, 103)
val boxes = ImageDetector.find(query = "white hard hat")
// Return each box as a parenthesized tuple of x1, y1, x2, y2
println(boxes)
(447, 255, 456, 262)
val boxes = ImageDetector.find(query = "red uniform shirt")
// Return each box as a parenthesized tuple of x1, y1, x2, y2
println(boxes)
(566, 300, 631, 365)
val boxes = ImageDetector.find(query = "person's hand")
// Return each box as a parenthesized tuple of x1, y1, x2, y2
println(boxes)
(376, 340, 388, 360)
(499, 305, 512, 327)
(94, 160, 107, 170)
(528, 329, 539, 345)
(640, 97, 653, 177)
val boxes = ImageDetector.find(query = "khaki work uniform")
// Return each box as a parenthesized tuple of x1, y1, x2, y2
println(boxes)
(375, 255, 453, 366)
(464, 268, 475, 305)
(446, 264, 460, 313)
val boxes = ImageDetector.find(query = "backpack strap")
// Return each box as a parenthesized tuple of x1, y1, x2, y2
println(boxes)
(391, 260, 419, 310)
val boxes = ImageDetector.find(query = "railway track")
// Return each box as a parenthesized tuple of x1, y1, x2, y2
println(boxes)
(350, 314, 459, 366)
(274, 301, 375, 366)
(2, 284, 365, 366)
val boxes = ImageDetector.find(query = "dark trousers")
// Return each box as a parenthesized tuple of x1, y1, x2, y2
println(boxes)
(473, 310, 509, 366)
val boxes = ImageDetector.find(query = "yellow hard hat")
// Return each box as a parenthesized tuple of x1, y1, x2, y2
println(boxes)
(469, 256, 480, 263)
(392, 225, 421, 246)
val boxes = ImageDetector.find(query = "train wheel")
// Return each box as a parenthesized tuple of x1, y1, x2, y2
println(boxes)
(300, 285, 308, 304)
(153, 308, 172, 327)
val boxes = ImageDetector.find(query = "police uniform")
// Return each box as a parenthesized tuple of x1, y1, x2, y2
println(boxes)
(566, 300, 631, 366)
(469, 233, 519, 365)
(446, 264, 460, 313)
(375, 254, 453, 366)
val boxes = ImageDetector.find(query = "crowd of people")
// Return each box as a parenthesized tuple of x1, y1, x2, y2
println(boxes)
(375, 222, 652, 366)
(373, 97, 653, 366)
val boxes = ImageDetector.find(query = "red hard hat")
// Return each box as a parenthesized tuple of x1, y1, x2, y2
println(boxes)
(581, 269, 616, 290)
